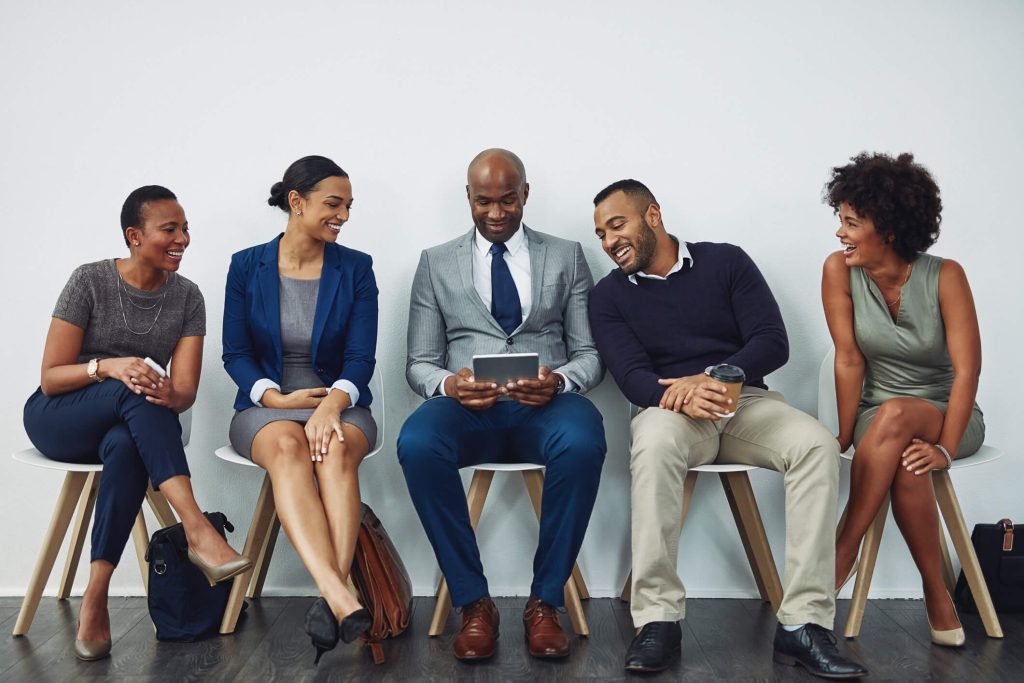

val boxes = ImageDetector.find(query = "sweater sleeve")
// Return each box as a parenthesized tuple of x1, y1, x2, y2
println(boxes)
(719, 247, 789, 381)
(588, 281, 665, 408)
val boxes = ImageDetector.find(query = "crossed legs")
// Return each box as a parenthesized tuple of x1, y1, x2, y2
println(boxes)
(835, 397, 958, 629)
(251, 420, 370, 621)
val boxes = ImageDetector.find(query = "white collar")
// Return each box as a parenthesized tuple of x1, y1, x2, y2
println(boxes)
(628, 236, 692, 284)
(474, 224, 528, 257)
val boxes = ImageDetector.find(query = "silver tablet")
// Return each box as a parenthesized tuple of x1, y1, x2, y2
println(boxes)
(472, 352, 540, 386)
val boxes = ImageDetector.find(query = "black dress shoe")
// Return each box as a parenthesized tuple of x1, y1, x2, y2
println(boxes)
(340, 608, 373, 643)
(304, 598, 339, 665)
(773, 623, 868, 679)
(624, 621, 682, 673)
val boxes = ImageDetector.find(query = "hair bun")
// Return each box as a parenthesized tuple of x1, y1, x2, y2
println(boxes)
(267, 181, 286, 209)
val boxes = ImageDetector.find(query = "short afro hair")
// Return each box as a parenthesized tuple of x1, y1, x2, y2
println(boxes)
(120, 185, 177, 247)
(593, 179, 659, 212)
(823, 152, 941, 261)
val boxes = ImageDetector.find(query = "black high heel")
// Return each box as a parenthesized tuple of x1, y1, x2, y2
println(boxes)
(339, 608, 372, 643)
(304, 598, 339, 665)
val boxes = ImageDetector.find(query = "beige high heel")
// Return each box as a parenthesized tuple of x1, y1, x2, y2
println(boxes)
(74, 621, 111, 661)
(187, 548, 253, 587)
(927, 592, 965, 647)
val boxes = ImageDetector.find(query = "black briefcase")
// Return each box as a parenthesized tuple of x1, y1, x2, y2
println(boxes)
(954, 518, 1024, 613)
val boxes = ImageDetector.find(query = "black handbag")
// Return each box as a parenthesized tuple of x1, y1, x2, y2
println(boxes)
(145, 511, 242, 641)
(954, 518, 1024, 613)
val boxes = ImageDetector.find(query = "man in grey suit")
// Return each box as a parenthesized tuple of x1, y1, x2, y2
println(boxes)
(398, 149, 606, 662)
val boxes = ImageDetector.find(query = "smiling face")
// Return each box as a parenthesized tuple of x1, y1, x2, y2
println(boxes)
(466, 155, 529, 244)
(836, 201, 892, 266)
(125, 199, 189, 271)
(291, 175, 353, 243)
(594, 190, 659, 275)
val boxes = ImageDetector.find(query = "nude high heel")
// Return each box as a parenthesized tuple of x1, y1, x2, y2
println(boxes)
(927, 592, 965, 647)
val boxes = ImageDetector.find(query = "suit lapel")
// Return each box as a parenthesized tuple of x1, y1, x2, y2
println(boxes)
(524, 226, 546, 328)
(457, 228, 506, 333)
(256, 237, 283, 370)
(311, 245, 342, 362)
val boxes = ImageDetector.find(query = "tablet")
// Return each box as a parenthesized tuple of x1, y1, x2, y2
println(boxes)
(472, 352, 540, 387)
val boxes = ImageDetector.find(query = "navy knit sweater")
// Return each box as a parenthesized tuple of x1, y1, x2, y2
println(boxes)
(588, 242, 789, 408)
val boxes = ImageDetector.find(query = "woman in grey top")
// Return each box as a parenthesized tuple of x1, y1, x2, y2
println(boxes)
(822, 153, 984, 647)
(23, 186, 251, 661)
(222, 156, 378, 662)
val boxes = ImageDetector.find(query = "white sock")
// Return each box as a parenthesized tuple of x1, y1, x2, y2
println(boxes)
(782, 623, 806, 632)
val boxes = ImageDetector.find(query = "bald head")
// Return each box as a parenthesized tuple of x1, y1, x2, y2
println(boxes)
(466, 148, 530, 244)
(467, 148, 527, 187)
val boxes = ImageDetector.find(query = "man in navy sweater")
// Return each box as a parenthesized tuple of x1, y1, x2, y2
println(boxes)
(588, 180, 866, 679)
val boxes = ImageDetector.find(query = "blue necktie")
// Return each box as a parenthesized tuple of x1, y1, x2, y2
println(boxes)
(490, 242, 522, 335)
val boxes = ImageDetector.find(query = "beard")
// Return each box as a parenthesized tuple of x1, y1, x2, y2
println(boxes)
(622, 218, 658, 275)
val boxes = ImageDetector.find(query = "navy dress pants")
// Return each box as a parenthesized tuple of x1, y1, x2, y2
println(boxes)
(398, 393, 605, 607)
(23, 382, 190, 566)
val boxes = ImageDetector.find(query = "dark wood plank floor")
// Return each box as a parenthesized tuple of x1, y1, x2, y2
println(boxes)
(2, 595, 1021, 682)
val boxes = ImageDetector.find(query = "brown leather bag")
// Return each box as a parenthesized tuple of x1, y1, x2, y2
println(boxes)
(350, 503, 414, 664)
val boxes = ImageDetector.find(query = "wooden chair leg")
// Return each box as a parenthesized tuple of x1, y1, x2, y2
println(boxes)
(933, 471, 1003, 638)
(429, 469, 495, 637)
(131, 509, 151, 592)
(521, 469, 589, 635)
(146, 488, 177, 528)
(621, 470, 699, 603)
(571, 564, 590, 600)
(844, 494, 889, 638)
(721, 472, 784, 612)
(220, 474, 276, 634)
(13, 471, 89, 636)
(248, 512, 280, 599)
(57, 471, 100, 599)
(938, 526, 957, 594)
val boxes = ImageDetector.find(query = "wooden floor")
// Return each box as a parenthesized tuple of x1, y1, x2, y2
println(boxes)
(2, 595, 1021, 682)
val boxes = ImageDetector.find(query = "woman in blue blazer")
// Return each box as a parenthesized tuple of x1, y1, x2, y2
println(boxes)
(222, 156, 378, 662)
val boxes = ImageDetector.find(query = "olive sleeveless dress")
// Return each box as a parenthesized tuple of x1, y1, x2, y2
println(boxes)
(850, 253, 984, 457)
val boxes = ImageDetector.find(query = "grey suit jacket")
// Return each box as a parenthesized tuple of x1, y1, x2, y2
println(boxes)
(406, 225, 604, 399)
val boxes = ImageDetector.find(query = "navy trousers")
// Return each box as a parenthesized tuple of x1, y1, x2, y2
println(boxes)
(397, 393, 605, 607)
(23, 382, 190, 565)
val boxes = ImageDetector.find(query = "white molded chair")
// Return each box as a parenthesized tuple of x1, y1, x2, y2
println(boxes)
(427, 461, 592, 637)
(617, 405, 783, 611)
(217, 372, 385, 634)
(11, 410, 190, 636)
(818, 347, 1003, 638)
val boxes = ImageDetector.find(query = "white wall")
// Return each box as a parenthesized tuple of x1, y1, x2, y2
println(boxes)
(2, 1, 1021, 600)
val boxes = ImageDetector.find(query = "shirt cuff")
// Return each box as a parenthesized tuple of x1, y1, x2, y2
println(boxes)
(435, 374, 455, 397)
(330, 379, 359, 408)
(250, 378, 281, 407)
(555, 372, 577, 394)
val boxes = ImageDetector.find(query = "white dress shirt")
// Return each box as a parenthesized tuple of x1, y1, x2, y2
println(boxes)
(627, 236, 692, 285)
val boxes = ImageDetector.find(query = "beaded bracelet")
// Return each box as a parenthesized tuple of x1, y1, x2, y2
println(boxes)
(934, 444, 953, 470)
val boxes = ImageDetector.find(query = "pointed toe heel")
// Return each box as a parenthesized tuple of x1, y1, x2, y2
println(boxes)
(928, 592, 966, 648)
(187, 548, 253, 587)
(304, 597, 340, 665)
(340, 608, 373, 643)
(74, 637, 111, 661)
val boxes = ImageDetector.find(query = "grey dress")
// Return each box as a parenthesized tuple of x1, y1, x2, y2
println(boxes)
(229, 276, 377, 459)
(850, 252, 984, 456)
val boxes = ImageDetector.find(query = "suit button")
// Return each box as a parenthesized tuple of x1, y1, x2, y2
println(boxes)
(317, 367, 325, 373)
(506, 337, 514, 345)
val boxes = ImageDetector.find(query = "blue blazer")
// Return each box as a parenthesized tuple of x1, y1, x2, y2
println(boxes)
(222, 235, 378, 411)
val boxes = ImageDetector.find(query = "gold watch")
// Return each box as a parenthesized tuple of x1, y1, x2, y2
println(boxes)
(87, 358, 105, 383)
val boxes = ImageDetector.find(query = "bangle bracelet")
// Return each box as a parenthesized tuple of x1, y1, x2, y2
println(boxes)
(934, 444, 953, 470)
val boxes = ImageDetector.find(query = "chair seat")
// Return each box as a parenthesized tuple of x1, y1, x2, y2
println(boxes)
(215, 445, 259, 468)
(13, 448, 104, 472)
(469, 462, 544, 472)
(690, 463, 761, 473)
(839, 443, 1003, 469)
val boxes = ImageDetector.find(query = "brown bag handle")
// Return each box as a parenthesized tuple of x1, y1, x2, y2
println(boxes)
(999, 518, 1014, 552)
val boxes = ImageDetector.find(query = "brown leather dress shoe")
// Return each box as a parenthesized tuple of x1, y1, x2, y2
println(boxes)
(453, 597, 500, 661)
(523, 597, 569, 659)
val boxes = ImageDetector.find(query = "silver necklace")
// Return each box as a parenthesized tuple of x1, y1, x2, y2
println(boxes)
(116, 270, 170, 335)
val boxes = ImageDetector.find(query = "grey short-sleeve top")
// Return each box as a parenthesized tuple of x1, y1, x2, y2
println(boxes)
(53, 259, 206, 367)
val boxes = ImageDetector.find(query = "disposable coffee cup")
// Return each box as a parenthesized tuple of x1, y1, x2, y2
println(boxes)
(707, 364, 745, 418)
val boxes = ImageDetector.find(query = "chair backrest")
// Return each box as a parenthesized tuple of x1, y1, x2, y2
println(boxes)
(816, 347, 839, 434)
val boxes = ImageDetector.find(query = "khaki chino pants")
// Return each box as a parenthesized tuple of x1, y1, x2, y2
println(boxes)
(629, 387, 839, 629)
